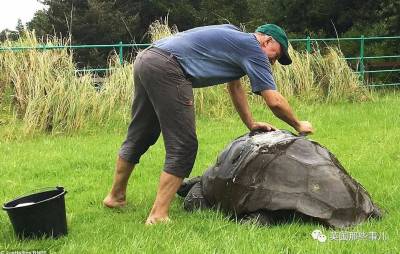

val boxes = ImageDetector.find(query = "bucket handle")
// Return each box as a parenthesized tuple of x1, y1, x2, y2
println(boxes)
(5, 186, 65, 203)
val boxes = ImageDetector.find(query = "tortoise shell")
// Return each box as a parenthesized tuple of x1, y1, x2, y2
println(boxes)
(180, 130, 381, 228)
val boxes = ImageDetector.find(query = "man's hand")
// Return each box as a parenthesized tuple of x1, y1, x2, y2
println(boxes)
(249, 122, 276, 132)
(261, 90, 315, 135)
(295, 121, 314, 135)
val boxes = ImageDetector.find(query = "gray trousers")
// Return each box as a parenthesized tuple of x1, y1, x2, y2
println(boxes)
(119, 47, 198, 178)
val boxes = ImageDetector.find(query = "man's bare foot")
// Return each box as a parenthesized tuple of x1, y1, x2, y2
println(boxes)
(103, 193, 127, 208)
(145, 216, 171, 225)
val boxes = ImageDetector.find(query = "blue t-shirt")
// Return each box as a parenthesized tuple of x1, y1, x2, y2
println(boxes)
(153, 24, 276, 94)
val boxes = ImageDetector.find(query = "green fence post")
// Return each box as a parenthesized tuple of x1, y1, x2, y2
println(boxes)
(306, 36, 311, 53)
(359, 35, 365, 83)
(119, 41, 123, 65)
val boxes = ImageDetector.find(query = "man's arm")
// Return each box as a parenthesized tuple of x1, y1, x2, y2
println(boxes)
(227, 79, 275, 131)
(227, 79, 254, 129)
(260, 89, 313, 134)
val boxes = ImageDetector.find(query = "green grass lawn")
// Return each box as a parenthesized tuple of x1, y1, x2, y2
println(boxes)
(0, 92, 399, 253)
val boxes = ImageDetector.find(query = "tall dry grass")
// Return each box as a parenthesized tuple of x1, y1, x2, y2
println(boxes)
(0, 31, 133, 135)
(0, 69, 6, 106)
(94, 59, 133, 123)
(273, 47, 370, 102)
(148, 18, 179, 42)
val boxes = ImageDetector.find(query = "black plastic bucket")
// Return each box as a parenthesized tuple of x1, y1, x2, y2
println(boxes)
(2, 186, 68, 239)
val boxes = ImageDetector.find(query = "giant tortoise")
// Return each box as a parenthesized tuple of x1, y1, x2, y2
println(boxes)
(177, 130, 382, 228)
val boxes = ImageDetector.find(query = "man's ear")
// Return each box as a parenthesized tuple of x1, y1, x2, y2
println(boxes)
(265, 36, 273, 44)
(262, 36, 273, 47)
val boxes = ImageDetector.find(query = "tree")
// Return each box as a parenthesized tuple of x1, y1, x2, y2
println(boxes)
(16, 19, 25, 34)
(381, 0, 400, 35)
(0, 29, 19, 42)
(0, 19, 24, 42)
(28, 9, 53, 37)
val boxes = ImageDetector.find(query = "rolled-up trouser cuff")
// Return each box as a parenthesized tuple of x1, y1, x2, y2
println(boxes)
(118, 148, 140, 164)
(118, 138, 153, 164)
(164, 147, 198, 178)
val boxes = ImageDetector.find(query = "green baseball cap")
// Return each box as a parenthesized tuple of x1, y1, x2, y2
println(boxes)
(255, 24, 292, 65)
